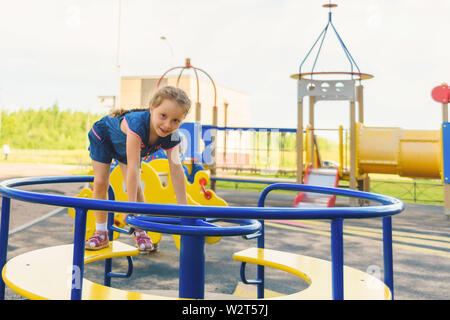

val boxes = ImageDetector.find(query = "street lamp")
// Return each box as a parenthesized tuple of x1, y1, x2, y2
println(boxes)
(116, 0, 122, 109)
(160, 36, 174, 63)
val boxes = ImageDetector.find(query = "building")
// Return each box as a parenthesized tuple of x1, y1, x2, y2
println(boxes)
(120, 74, 253, 169)
(119, 75, 251, 127)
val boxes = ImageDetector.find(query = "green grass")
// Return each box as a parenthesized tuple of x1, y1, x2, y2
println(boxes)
(213, 173, 444, 205)
(369, 179, 443, 205)
(3, 149, 444, 205)
(1, 149, 91, 166)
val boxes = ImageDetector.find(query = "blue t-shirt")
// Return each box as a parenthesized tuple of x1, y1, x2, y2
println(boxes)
(90, 110, 181, 164)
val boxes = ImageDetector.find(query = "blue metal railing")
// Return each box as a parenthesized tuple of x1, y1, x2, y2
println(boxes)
(0, 176, 404, 300)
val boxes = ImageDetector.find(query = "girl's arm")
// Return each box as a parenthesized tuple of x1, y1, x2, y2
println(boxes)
(167, 146, 188, 205)
(125, 133, 142, 202)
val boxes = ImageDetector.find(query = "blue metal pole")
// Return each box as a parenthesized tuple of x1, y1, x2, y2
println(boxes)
(104, 186, 116, 287)
(179, 218, 205, 299)
(104, 211, 114, 287)
(331, 218, 344, 300)
(256, 195, 267, 300)
(0, 197, 11, 300)
(71, 207, 87, 300)
(256, 221, 265, 299)
(383, 216, 394, 299)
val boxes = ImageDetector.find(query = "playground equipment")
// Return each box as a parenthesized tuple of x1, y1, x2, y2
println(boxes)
(68, 159, 227, 249)
(157, 58, 222, 189)
(0, 38, 409, 298)
(293, 163, 339, 207)
(432, 83, 450, 217)
(114, 5, 449, 214)
(0, 175, 404, 300)
(290, 3, 373, 191)
(356, 125, 441, 179)
(157, 58, 217, 124)
(283, 3, 449, 216)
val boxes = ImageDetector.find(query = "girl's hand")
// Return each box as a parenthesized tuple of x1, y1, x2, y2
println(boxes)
(167, 146, 188, 205)
(125, 129, 142, 203)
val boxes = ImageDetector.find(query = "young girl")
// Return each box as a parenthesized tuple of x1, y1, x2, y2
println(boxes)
(86, 86, 191, 252)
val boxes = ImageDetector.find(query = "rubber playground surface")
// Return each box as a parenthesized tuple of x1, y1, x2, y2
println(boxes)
(1, 163, 449, 300)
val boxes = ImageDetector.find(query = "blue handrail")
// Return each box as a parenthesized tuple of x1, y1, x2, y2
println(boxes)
(0, 177, 403, 220)
(201, 125, 297, 133)
(0, 176, 404, 300)
(126, 215, 261, 237)
(256, 183, 399, 299)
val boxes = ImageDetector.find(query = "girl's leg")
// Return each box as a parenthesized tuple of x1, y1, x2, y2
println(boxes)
(92, 160, 112, 223)
(85, 160, 111, 250)
(118, 162, 154, 252)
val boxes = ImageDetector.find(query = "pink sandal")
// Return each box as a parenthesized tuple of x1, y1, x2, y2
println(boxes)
(85, 230, 109, 251)
(132, 230, 154, 252)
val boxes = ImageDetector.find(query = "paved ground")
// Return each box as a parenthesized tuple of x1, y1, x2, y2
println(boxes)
(0, 162, 84, 232)
(0, 163, 449, 300)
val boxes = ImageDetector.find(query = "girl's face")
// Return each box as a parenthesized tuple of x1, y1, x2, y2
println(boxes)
(150, 99, 186, 137)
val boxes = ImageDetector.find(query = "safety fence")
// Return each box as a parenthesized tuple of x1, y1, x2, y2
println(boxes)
(203, 126, 343, 174)
(214, 177, 444, 205)
(370, 180, 443, 205)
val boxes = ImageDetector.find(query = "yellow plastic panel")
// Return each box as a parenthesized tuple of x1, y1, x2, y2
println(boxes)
(68, 188, 121, 241)
(232, 281, 284, 298)
(186, 170, 228, 207)
(398, 130, 441, 178)
(80, 160, 228, 249)
(233, 247, 391, 300)
(144, 160, 227, 248)
(358, 125, 441, 179)
(2, 243, 175, 300)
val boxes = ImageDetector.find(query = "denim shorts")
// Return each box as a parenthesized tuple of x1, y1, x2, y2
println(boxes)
(88, 131, 113, 164)
(88, 119, 127, 164)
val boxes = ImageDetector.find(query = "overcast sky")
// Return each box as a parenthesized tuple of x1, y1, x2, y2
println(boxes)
(1, 0, 449, 131)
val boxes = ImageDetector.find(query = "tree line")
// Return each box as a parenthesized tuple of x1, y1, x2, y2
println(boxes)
(0, 105, 105, 150)
(0, 105, 338, 153)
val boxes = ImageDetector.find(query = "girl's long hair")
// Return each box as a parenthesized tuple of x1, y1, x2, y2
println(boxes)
(109, 86, 191, 118)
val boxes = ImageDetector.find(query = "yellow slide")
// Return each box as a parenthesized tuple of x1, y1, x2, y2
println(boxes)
(356, 123, 442, 180)
(69, 159, 228, 249)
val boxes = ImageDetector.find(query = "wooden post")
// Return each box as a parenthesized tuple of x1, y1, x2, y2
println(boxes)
(444, 184, 450, 219)
(211, 105, 218, 190)
(443, 102, 449, 218)
(223, 102, 228, 165)
(297, 100, 304, 183)
(363, 174, 370, 192)
(349, 101, 357, 191)
(357, 85, 364, 123)
(195, 102, 201, 123)
(309, 96, 316, 168)
(309, 96, 315, 126)
(443, 102, 448, 123)
(357, 84, 368, 195)
(338, 125, 344, 178)
(349, 101, 358, 206)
